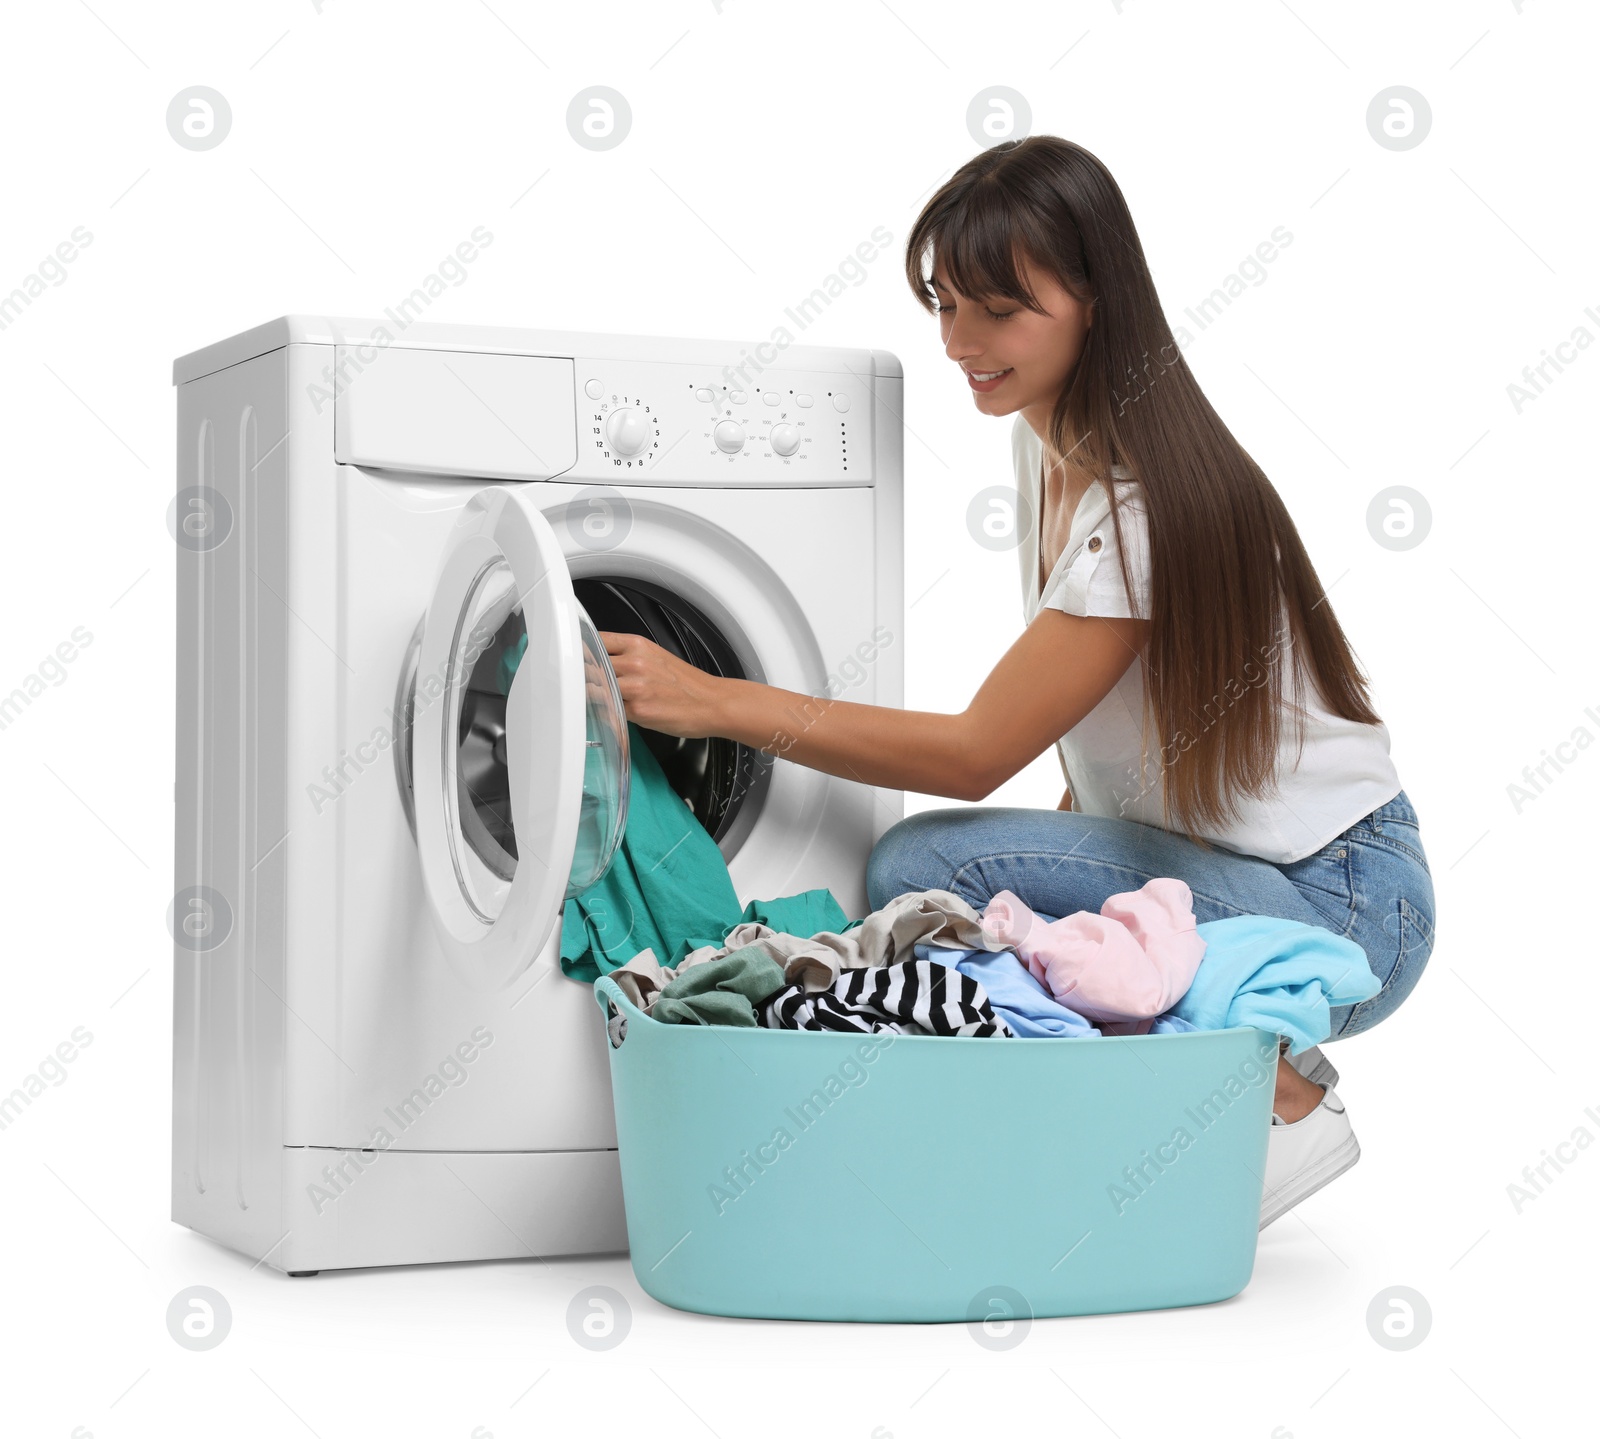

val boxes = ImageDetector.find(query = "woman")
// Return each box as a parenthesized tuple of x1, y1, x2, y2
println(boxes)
(601, 135, 1436, 1228)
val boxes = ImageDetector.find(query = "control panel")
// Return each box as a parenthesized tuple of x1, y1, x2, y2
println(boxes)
(571, 357, 875, 486)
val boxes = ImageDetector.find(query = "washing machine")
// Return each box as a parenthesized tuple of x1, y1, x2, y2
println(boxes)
(170, 316, 904, 1274)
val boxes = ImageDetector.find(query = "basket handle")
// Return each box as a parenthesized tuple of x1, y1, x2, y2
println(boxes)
(593, 974, 628, 1017)
(593, 975, 633, 1049)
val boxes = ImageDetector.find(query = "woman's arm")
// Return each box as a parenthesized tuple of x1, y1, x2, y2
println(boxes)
(603, 610, 1149, 803)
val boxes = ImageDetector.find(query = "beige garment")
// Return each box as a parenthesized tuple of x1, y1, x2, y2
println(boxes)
(609, 888, 1010, 1016)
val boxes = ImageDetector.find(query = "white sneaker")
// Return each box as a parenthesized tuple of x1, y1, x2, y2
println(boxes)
(1259, 1084, 1360, 1230)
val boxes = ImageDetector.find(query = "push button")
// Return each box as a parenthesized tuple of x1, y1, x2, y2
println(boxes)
(695, 387, 714, 402)
(585, 378, 605, 400)
(832, 392, 851, 412)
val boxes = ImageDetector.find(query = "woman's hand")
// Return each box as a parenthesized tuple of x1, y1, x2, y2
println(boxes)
(597, 631, 725, 740)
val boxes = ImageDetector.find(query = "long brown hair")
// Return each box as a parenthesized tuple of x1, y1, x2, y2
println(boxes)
(905, 135, 1381, 839)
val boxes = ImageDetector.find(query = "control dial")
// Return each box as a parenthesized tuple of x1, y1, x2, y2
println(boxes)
(713, 420, 746, 454)
(604, 406, 653, 457)
(770, 423, 800, 457)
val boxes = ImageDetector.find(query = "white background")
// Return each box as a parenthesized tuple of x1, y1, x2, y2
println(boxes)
(1, 1, 1594, 1435)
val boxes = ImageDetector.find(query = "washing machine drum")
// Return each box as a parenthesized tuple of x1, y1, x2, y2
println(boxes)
(453, 576, 755, 875)
(574, 576, 755, 838)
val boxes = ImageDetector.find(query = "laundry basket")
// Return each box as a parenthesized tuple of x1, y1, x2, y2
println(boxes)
(593, 975, 1277, 1323)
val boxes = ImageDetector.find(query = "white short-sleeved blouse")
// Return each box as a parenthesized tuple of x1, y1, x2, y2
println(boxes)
(1012, 414, 1401, 864)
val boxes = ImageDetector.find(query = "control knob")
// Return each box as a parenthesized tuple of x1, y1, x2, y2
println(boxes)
(604, 406, 653, 457)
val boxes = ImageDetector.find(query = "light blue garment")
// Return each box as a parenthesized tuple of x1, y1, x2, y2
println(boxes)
(921, 912, 1371, 1051)
(1147, 1014, 1198, 1034)
(1172, 915, 1380, 1054)
(915, 943, 1099, 1038)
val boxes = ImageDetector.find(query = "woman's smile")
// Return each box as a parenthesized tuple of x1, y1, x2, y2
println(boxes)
(965, 366, 1013, 392)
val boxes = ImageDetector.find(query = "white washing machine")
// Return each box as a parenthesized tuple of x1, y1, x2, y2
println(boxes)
(170, 316, 904, 1275)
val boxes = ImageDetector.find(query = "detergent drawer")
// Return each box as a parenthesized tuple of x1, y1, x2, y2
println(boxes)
(334, 345, 578, 481)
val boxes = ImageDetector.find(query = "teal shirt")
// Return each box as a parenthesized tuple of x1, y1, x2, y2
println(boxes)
(560, 719, 858, 981)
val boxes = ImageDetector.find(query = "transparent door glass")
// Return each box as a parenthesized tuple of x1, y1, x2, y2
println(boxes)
(443, 557, 520, 922)
(441, 557, 628, 922)
(567, 607, 629, 898)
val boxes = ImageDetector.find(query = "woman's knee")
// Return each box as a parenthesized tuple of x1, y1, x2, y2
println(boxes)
(865, 808, 968, 910)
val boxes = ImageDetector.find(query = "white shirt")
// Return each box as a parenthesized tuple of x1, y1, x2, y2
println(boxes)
(1011, 414, 1401, 864)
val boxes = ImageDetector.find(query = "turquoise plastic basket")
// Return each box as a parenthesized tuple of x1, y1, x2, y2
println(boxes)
(593, 976, 1277, 1323)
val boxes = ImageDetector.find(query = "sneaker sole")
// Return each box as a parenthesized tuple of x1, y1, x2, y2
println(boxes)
(1258, 1129, 1361, 1230)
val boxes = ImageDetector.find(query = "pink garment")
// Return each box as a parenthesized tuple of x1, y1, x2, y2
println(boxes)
(980, 878, 1207, 1023)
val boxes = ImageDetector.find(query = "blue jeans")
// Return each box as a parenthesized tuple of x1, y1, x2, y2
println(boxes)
(865, 789, 1436, 1041)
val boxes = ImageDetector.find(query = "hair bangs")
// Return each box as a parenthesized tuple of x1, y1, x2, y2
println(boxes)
(910, 188, 1048, 315)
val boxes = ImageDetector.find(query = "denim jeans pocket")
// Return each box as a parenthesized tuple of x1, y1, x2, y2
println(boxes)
(1336, 893, 1436, 1037)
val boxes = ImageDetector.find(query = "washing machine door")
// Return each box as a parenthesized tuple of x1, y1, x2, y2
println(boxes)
(414, 484, 630, 990)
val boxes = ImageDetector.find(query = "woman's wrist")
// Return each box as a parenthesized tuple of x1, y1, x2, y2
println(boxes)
(712, 674, 786, 755)
(705, 673, 754, 746)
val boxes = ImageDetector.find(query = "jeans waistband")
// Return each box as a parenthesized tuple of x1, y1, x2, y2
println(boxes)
(1366, 788, 1418, 827)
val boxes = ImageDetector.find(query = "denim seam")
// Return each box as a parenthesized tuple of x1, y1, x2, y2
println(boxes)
(1370, 792, 1418, 826)
(1352, 830, 1429, 871)
(947, 849, 1264, 921)
(1397, 891, 1436, 947)
(1366, 818, 1424, 842)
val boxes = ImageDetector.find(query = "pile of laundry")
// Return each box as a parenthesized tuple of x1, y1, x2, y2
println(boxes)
(605, 883, 1379, 1053)
(562, 723, 1381, 1053)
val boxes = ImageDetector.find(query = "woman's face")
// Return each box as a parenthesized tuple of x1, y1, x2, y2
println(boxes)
(931, 252, 1093, 424)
